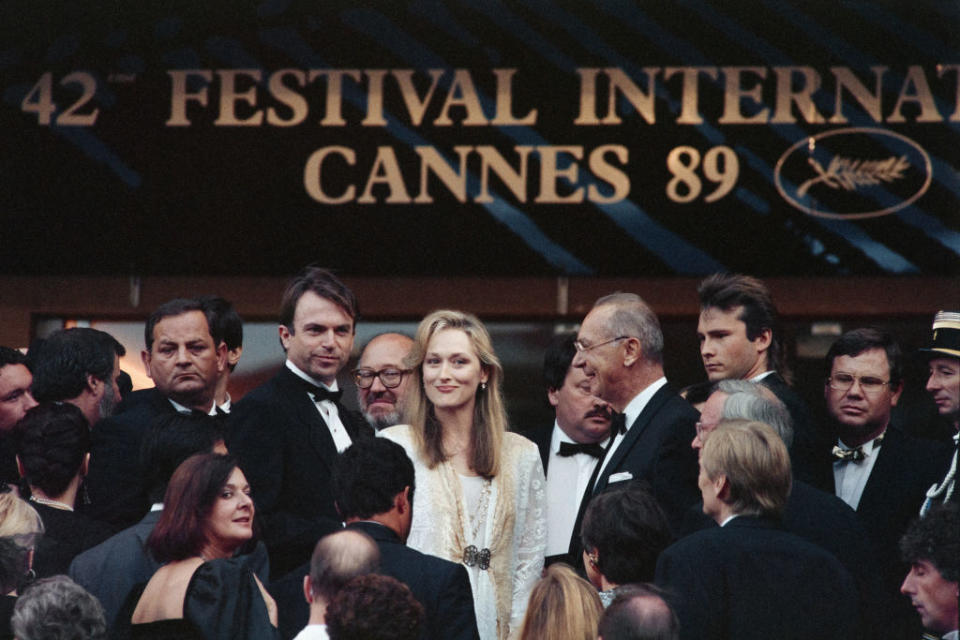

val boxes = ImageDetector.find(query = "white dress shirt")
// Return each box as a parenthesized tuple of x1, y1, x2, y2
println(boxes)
(593, 377, 668, 486)
(286, 360, 352, 453)
(545, 422, 608, 556)
(833, 433, 884, 510)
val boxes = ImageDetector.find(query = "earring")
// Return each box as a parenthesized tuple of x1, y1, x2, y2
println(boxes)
(481, 382, 487, 391)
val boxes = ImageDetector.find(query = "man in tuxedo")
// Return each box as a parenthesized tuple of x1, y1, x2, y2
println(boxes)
(29, 327, 126, 427)
(696, 273, 824, 485)
(197, 295, 244, 413)
(656, 420, 858, 640)
(229, 267, 373, 577)
(273, 438, 479, 640)
(823, 328, 952, 636)
(0, 347, 38, 483)
(569, 293, 699, 558)
(84, 298, 227, 529)
(523, 332, 612, 566)
(354, 333, 414, 430)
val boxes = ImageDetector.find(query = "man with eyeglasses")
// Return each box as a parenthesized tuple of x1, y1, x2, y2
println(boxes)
(353, 333, 414, 431)
(567, 293, 699, 563)
(822, 327, 951, 638)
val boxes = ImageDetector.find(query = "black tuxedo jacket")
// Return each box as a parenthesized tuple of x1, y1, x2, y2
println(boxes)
(270, 522, 479, 640)
(83, 388, 179, 530)
(228, 367, 373, 577)
(522, 423, 553, 474)
(760, 372, 830, 486)
(568, 384, 698, 560)
(656, 515, 859, 640)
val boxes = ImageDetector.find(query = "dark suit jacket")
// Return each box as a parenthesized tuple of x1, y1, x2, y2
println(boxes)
(68, 509, 163, 634)
(522, 423, 553, 474)
(656, 515, 859, 640)
(270, 522, 479, 640)
(760, 372, 830, 486)
(569, 384, 698, 560)
(83, 388, 178, 530)
(228, 367, 373, 577)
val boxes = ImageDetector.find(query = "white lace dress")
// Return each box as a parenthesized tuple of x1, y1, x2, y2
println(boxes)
(380, 425, 546, 640)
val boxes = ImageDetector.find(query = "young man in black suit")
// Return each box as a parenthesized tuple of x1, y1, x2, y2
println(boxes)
(656, 420, 858, 640)
(569, 293, 699, 557)
(229, 267, 373, 577)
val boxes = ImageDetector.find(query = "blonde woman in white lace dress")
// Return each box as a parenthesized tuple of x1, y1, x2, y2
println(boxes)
(381, 310, 546, 640)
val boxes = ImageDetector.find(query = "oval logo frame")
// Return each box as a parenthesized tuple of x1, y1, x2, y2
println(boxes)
(774, 127, 932, 220)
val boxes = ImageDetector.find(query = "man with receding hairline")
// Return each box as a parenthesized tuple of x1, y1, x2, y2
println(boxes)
(354, 333, 414, 430)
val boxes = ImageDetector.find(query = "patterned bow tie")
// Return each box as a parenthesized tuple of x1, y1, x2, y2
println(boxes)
(832, 446, 865, 462)
(610, 412, 628, 436)
(558, 441, 605, 458)
(299, 379, 343, 403)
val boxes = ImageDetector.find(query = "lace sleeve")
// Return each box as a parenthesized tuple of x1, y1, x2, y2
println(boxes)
(507, 440, 547, 635)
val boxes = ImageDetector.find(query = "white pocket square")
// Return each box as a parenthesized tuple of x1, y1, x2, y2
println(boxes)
(608, 471, 633, 483)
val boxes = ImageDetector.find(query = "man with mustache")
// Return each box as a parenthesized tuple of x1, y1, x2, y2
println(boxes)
(354, 333, 414, 430)
(524, 333, 613, 566)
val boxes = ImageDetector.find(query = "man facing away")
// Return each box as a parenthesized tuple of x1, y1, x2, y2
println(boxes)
(230, 266, 373, 577)
(29, 327, 126, 427)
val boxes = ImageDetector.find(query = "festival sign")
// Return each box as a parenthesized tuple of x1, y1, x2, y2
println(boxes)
(1, 1, 957, 276)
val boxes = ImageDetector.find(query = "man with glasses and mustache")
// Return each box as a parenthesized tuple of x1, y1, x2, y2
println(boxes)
(522, 333, 613, 567)
(822, 328, 951, 639)
(353, 333, 414, 431)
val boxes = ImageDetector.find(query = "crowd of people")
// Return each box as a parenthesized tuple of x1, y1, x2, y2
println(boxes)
(0, 266, 956, 640)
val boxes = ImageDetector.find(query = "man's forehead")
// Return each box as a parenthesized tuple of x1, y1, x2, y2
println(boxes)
(703, 391, 728, 418)
(831, 348, 889, 372)
(581, 305, 614, 334)
(360, 335, 412, 366)
(700, 305, 745, 325)
(0, 363, 29, 382)
(151, 311, 213, 342)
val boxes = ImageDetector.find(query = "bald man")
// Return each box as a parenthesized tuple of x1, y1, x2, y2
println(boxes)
(354, 333, 414, 430)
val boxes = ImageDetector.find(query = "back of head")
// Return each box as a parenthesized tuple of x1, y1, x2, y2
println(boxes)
(900, 502, 959, 583)
(309, 529, 380, 603)
(599, 584, 679, 640)
(332, 439, 414, 520)
(714, 379, 794, 448)
(29, 328, 124, 403)
(543, 332, 577, 392)
(145, 298, 222, 351)
(581, 482, 672, 585)
(279, 266, 357, 330)
(139, 412, 226, 503)
(700, 420, 792, 518)
(517, 563, 602, 640)
(593, 293, 664, 365)
(825, 327, 903, 387)
(14, 403, 91, 498)
(197, 296, 243, 372)
(12, 575, 106, 640)
(697, 274, 781, 375)
(326, 574, 424, 640)
(147, 453, 238, 563)
(405, 309, 506, 478)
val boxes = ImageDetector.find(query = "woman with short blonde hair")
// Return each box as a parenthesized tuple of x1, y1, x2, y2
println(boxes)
(382, 310, 545, 639)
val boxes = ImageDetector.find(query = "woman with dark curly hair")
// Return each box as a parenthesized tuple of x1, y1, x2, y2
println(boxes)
(117, 453, 277, 640)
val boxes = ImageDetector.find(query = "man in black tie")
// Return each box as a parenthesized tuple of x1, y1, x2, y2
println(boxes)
(568, 293, 699, 561)
(229, 266, 373, 577)
(522, 333, 612, 567)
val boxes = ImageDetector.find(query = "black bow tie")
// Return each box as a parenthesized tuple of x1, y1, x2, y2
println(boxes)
(298, 379, 343, 403)
(610, 413, 628, 436)
(558, 441, 605, 458)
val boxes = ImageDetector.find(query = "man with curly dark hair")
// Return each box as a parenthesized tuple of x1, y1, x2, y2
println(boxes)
(326, 574, 423, 640)
(900, 503, 959, 639)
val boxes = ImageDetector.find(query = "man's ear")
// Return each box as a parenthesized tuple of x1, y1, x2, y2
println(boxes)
(303, 575, 314, 604)
(86, 373, 102, 396)
(396, 486, 412, 514)
(622, 337, 642, 367)
(80, 452, 90, 477)
(547, 388, 560, 408)
(715, 475, 731, 502)
(215, 342, 228, 373)
(753, 328, 773, 353)
(141, 349, 153, 380)
(227, 346, 243, 368)
(278, 325, 292, 352)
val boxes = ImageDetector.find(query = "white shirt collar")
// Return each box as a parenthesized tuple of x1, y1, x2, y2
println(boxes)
(621, 377, 668, 428)
(286, 359, 339, 392)
(719, 514, 740, 527)
(750, 370, 774, 382)
(168, 398, 217, 415)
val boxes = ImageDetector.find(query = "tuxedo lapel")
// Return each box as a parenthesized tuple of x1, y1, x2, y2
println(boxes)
(594, 386, 672, 492)
(855, 427, 901, 516)
(277, 368, 339, 471)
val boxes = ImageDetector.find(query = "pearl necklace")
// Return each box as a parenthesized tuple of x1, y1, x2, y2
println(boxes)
(29, 495, 73, 511)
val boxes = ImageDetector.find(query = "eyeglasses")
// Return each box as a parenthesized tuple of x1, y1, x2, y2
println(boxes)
(352, 368, 410, 389)
(827, 373, 892, 394)
(573, 336, 630, 353)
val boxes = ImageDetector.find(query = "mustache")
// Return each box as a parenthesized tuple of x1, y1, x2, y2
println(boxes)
(584, 404, 614, 421)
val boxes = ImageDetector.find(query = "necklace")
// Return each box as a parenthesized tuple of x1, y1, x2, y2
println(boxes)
(29, 495, 73, 511)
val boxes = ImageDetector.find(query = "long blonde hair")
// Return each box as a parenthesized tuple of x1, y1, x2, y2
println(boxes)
(517, 564, 603, 640)
(0, 492, 44, 545)
(402, 310, 507, 478)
